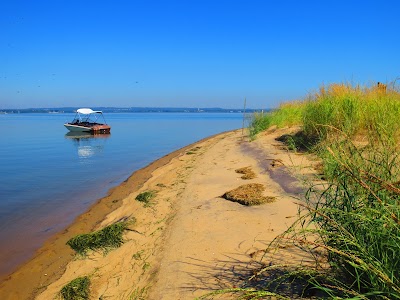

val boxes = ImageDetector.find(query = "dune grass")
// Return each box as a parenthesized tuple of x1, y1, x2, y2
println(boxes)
(66, 221, 131, 255)
(313, 139, 400, 298)
(249, 101, 305, 140)
(250, 82, 400, 144)
(237, 82, 400, 299)
(303, 83, 400, 143)
(261, 137, 400, 299)
(60, 276, 90, 300)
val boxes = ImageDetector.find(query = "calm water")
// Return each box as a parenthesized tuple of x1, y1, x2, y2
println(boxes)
(0, 112, 243, 278)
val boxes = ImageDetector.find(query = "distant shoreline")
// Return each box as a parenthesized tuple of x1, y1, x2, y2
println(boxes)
(0, 107, 267, 114)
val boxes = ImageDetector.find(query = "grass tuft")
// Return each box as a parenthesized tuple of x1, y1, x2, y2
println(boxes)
(129, 286, 149, 300)
(135, 191, 156, 206)
(66, 221, 131, 255)
(186, 146, 202, 155)
(60, 276, 90, 300)
(135, 191, 155, 202)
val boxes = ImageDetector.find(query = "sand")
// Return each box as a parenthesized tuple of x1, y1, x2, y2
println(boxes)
(0, 128, 321, 300)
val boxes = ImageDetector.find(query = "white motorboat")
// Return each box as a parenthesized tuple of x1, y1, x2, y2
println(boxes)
(64, 108, 111, 134)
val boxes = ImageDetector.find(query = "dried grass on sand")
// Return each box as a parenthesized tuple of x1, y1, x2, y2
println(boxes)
(235, 166, 257, 180)
(222, 183, 275, 206)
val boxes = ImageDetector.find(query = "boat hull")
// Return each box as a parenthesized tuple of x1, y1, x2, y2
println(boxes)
(64, 123, 92, 132)
(64, 123, 111, 134)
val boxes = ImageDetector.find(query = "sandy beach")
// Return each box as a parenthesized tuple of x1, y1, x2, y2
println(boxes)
(0, 128, 320, 300)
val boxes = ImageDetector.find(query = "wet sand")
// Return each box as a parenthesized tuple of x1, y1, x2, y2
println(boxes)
(0, 128, 320, 300)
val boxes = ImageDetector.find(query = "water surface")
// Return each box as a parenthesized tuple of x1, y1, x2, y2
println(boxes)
(0, 112, 243, 277)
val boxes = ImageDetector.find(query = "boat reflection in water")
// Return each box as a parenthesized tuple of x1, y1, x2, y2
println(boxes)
(65, 132, 110, 159)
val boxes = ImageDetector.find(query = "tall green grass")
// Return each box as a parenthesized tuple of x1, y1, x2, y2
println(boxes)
(312, 139, 400, 298)
(236, 82, 400, 299)
(249, 101, 305, 139)
(249, 82, 400, 144)
(303, 83, 400, 143)
(249, 112, 271, 138)
(268, 137, 400, 299)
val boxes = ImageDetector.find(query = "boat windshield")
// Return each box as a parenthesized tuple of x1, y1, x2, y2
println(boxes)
(70, 109, 107, 124)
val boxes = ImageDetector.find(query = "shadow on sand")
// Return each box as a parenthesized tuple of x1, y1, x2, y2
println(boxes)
(173, 240, 326, 299)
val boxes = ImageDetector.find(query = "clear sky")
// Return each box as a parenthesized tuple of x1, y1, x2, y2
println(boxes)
(0, 0, 399, 109)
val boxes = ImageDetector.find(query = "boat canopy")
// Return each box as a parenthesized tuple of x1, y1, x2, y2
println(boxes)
(76, 108, 103, 114)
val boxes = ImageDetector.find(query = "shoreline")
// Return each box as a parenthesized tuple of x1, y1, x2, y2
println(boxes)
(0, 132, 226, 300)
(1, 127, 319, 299)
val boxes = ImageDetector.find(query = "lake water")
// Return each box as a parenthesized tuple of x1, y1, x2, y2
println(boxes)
(0, 112, 244, 278)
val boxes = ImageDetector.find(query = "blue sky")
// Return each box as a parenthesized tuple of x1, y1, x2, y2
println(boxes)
(0, 0, 399, 109)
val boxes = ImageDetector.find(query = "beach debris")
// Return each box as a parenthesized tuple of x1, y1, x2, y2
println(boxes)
(221, 183, 275, 206)
(66, 220, 133, 255)
(235, 166, 257, 179)
(249, 248, 268, 259)
(60, 276, 90, 300)
(269, 159, 284, 168)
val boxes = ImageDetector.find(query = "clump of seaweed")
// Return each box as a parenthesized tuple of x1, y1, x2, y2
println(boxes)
(135, 190, 156, 207)
(222, 183, 275, 206)
(66, 221, 131, 255)
(235, 166, 257, 180)
(60, 276, 90, 300)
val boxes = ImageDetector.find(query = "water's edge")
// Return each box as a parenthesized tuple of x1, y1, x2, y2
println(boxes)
(0, 130, 233, 299)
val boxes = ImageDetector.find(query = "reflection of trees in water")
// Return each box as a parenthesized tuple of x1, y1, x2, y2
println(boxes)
(65, 133, 110, 158)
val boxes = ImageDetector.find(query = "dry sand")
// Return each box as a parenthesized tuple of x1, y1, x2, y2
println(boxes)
(0, 128, 321, 300)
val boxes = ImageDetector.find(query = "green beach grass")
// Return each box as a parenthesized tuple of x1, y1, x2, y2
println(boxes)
(250, 82, 400, 143)
(135, 190, 156, 207)
(228, 82, 400, 299)
(66, 221, 131, 255)
(60, 276, 90, 300)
